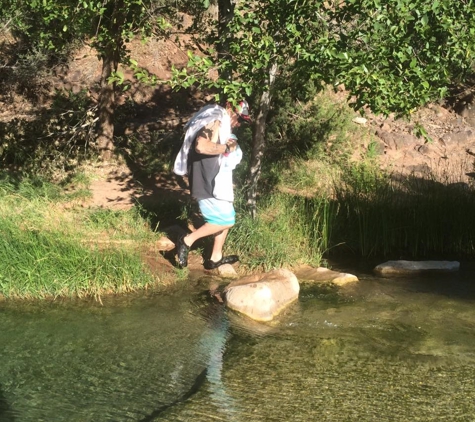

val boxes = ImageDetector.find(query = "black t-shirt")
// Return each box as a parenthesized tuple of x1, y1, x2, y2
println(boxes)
(188, 138, 220, 200)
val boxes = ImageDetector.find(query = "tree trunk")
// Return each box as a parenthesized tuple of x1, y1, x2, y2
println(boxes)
(247, 62, 278, 218)
(217, 0, 235, 83)
(96, 0, 124, 161)
(96, 50, 117, 161)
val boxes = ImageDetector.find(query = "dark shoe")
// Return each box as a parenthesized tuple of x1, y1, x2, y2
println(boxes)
(176, 234, 189, 268)
(204, 255, 239, 270)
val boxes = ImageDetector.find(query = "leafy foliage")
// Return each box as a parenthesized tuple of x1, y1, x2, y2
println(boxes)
(0, 91, 98, 179)
(311, 0, 475, 115)
(172, 0, 475, 116)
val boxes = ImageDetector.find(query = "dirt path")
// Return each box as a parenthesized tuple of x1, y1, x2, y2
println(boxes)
(85, 162, 233, 279)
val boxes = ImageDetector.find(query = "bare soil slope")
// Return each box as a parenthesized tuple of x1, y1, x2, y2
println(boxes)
(3, 37, 475, 210)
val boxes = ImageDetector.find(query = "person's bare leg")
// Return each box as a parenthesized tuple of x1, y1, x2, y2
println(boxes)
(183, 223, 232, 250)
(209, 228, 229, 263)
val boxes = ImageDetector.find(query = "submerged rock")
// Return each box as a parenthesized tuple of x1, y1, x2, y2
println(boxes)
(374, 260, 460, 276)
(294, 265, 359, 286)
(224, 269, 300, 322)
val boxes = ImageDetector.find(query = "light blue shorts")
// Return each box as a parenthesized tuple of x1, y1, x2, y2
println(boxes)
(198, 198, 235, 226)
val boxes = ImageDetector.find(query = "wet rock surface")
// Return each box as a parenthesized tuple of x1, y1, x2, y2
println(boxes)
(224, 269, 300, 322)
(374, 260, 461, 276)
(294, 265, 359, 286)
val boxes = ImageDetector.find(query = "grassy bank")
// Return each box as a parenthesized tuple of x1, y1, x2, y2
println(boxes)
(226, 86, 475, 265)
(331, 164, 475, 259)
(4, 158, 475, 301)
(0, 175, 163, 300)
(226, 163, 475, 267)
(3, 86, 475, 300)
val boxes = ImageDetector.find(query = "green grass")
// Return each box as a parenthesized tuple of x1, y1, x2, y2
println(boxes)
(0, 176, 162, 299)
(228, 194, 329, 271)
(330, 164, 475, 259)
(0, 221, 155, 299)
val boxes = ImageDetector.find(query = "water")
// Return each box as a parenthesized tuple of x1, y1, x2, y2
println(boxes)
(2, 268, 475, 422)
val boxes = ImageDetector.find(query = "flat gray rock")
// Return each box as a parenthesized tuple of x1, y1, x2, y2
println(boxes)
(374, 260, 460, 276)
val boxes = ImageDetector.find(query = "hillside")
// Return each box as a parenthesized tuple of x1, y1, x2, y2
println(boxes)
(2, 36, 475, 210)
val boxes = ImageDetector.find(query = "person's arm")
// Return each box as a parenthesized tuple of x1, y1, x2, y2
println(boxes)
(195, 121, 237, 155)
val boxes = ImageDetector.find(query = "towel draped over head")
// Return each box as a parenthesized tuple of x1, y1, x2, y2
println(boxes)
(173, 104, 232, 176)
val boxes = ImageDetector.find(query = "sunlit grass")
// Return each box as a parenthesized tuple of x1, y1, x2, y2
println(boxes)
(228, 194, 328, 272)
(0, 177, 161, 299)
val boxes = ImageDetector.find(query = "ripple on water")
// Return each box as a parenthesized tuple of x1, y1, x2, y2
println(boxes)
(0, 291, 218, 421)
(2, 271, 475, 421)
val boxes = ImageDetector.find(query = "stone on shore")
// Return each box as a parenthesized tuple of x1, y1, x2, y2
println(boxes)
(224, 269, 300, 322)
(374, 260, 460, 276)
(294, 265, 359, 286)
(216, 264, 238, 278)
(156, 236, 175, 252)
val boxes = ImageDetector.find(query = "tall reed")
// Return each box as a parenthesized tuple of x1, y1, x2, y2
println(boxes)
(332, 165, 475, 259)
(228, 193, 331, 271)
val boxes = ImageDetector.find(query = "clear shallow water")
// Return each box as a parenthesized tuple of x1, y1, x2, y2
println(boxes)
(2, 268, 475, 422)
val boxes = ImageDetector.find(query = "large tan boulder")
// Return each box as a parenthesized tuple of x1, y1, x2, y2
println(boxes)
(374, 260, 460, 276)
(224, 269, 300, 322)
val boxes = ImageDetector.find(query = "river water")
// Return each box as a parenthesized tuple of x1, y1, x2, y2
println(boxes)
(1, 264, 475, 422)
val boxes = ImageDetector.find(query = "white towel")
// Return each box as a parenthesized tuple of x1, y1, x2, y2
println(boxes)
(213, 145, 243, 202)
(173, 104, 232, 176)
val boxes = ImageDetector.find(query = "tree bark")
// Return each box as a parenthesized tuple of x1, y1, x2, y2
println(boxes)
(96, 0, 124, 161)
(247, 62, 278, 218)
(97, 50, 117, 161)
(217, 0, 235, 83)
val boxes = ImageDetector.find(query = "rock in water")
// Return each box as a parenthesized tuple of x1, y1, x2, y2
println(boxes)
(294, 265, 358, 286)
(374, 260, 460, 276)
(224, 269, 300, 322)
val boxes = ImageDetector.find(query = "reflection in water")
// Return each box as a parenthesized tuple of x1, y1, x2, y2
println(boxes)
(137, 368, 207, 422)
(198, 304, 237, 418)
(139, 301, 233, 421)
(0, 386, 15, 422)
(2, 269, 475, 421)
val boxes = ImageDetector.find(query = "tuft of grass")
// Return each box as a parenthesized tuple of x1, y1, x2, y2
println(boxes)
(0, 176, 163, 300)
(330, 163, 475, 259)
(0, 219, 156, 299)
(228, 194, 329, 271)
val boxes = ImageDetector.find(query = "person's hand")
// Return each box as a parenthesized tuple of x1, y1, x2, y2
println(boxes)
(226, 138, 238, 153)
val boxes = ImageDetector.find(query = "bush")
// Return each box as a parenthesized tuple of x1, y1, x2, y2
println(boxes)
(0, 90, 98, 180)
